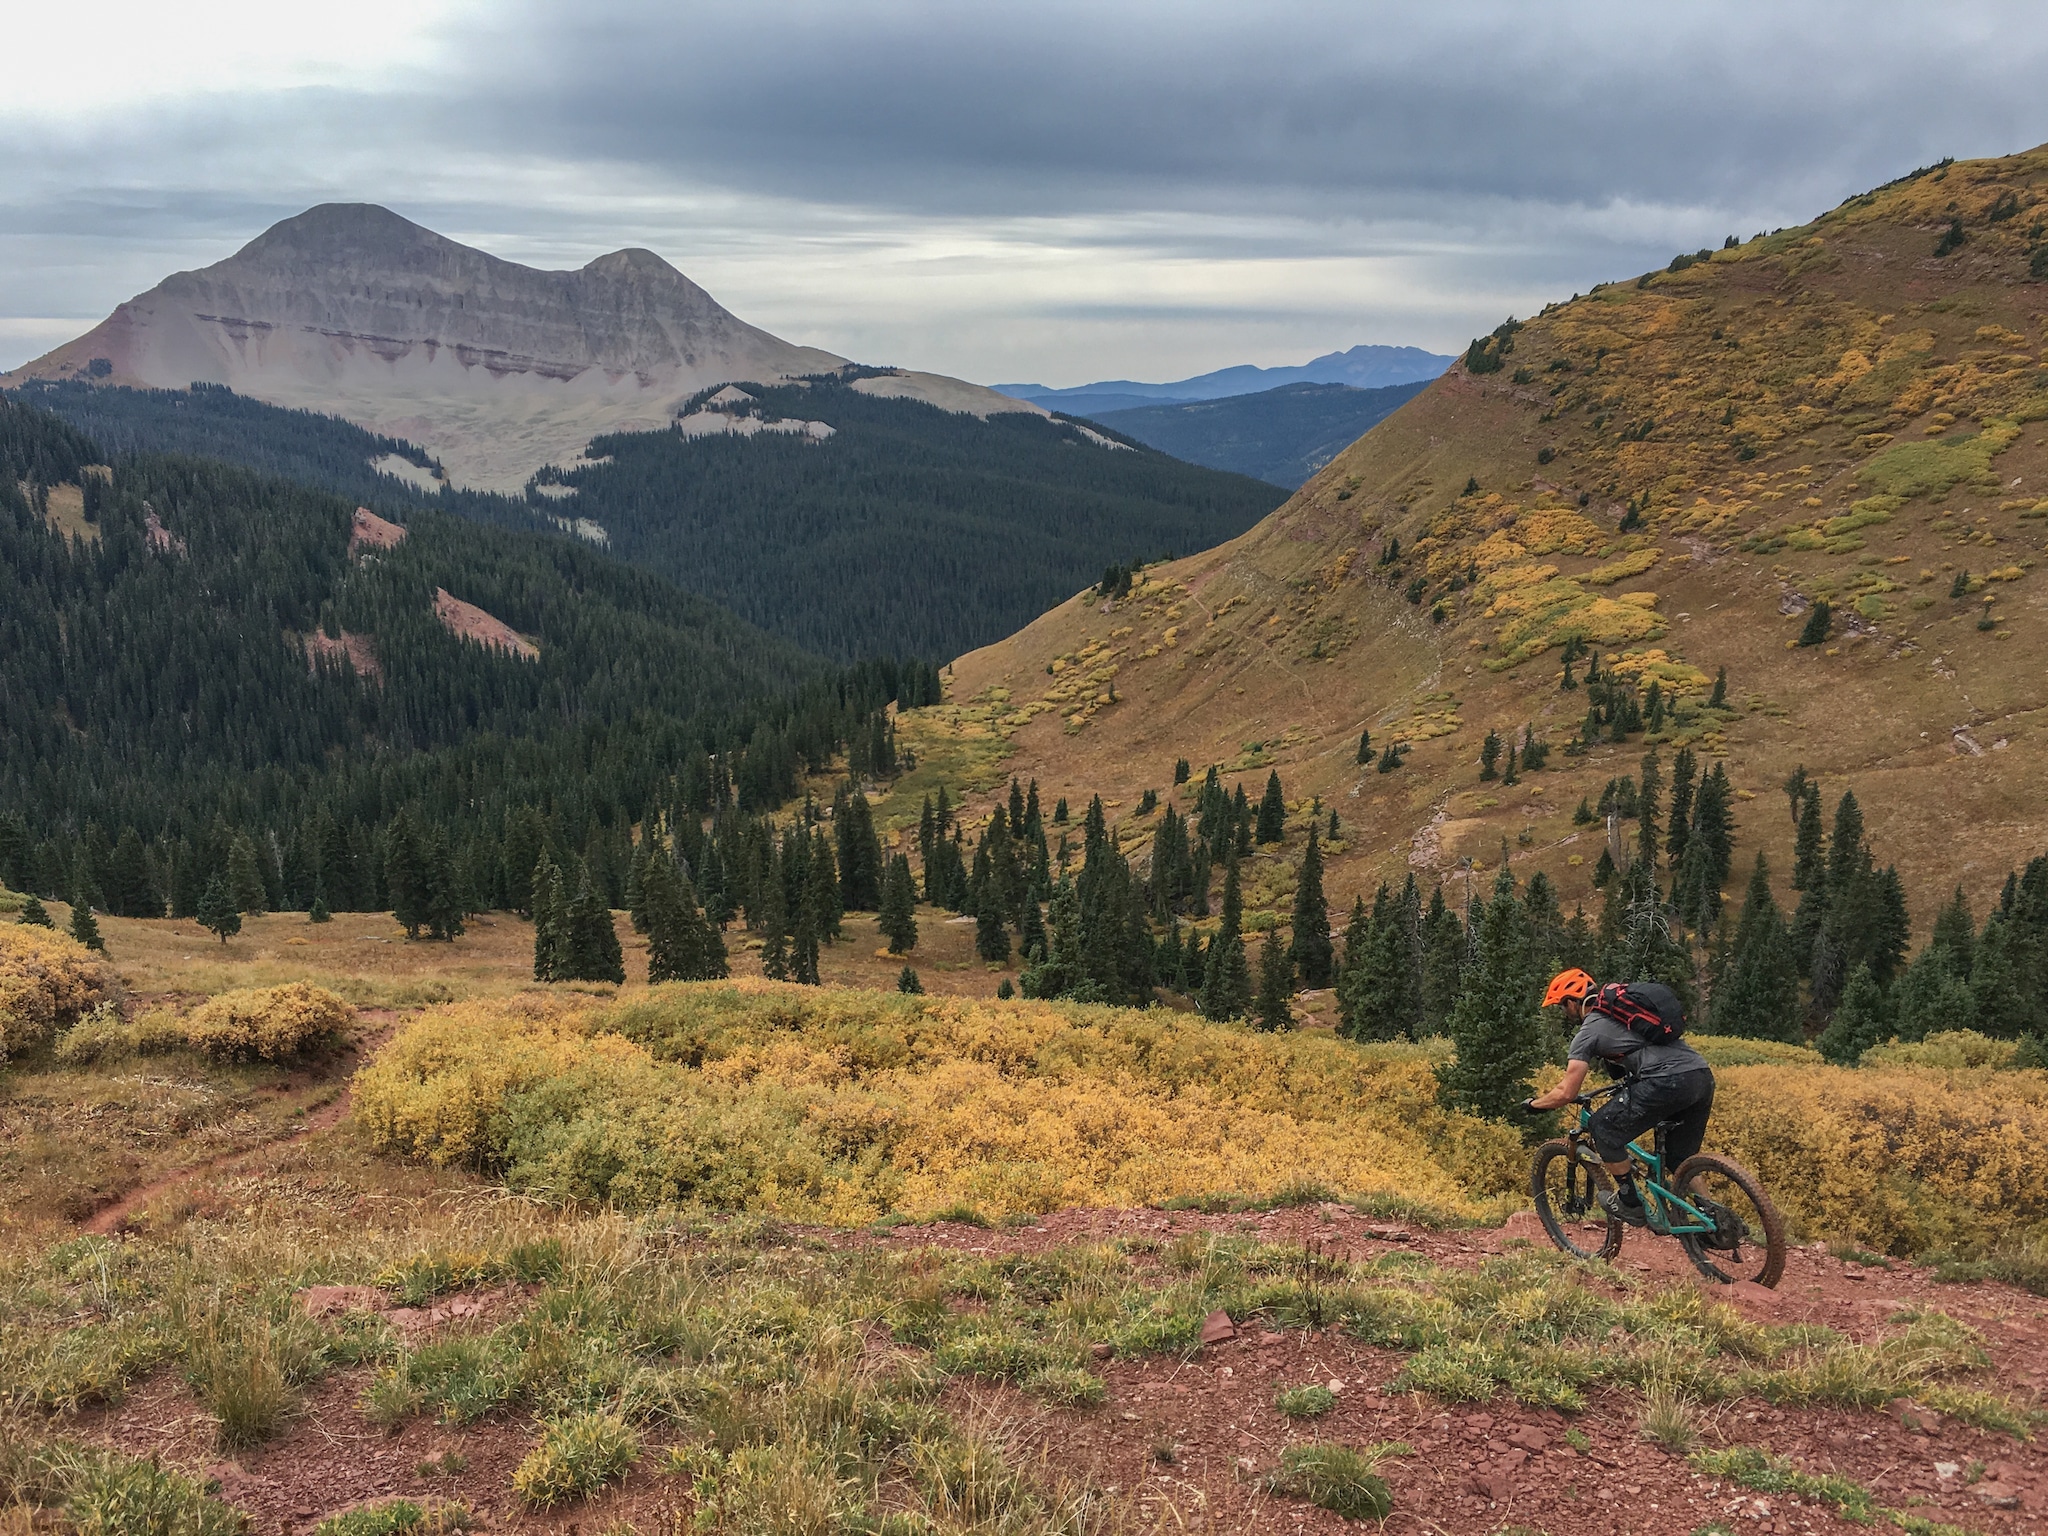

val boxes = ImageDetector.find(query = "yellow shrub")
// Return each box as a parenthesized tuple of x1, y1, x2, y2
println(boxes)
(180, 983, 352, 1062)
(1709, 1062, 2048, 1255)
(0, 924, 110, 1062)
(355, 985, 1524, 1226)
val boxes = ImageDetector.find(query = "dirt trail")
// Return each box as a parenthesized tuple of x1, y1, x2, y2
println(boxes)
(79, 1025, 391, 1236)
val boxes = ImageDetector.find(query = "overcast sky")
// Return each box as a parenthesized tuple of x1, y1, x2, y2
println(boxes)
(3, 1, 2045, 385)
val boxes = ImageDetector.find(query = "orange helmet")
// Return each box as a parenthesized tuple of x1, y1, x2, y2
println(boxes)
(1542, 968, 1596, 1008)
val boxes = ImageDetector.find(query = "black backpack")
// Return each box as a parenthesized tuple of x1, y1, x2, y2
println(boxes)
(1595, 981, 1687, 1046)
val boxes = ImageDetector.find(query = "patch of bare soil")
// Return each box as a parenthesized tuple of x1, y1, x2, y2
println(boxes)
(433, 589, 538, 661)
(302, 629, 380, 679)
(349, 507, 407, 552)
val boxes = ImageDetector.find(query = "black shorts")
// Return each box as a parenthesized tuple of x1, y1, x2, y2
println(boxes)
(1588, 1068, 1715, 1171)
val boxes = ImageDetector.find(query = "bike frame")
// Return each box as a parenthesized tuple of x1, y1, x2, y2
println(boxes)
(1565, 1084, 1717, 1238)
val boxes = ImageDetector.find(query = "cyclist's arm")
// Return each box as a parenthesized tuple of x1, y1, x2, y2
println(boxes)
(1528, 1058, 1590, 1111)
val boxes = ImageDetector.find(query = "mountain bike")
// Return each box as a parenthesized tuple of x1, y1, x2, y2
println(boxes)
(1530, 1083, 1786, 1288)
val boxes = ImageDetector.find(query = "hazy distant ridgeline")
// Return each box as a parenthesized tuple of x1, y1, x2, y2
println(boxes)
(1087, 379, 1431, 488)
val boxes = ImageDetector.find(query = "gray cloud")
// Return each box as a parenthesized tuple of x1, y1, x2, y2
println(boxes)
(3, 2, 2046, 382)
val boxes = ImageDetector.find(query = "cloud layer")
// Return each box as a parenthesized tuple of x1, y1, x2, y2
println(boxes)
(4, 1, 2045, 383)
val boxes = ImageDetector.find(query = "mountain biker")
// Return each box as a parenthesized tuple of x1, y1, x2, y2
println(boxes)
(1523, 968, 1715, 1227)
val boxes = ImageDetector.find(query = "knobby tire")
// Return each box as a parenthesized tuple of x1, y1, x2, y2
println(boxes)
(1530, 1139, 1622, 1262)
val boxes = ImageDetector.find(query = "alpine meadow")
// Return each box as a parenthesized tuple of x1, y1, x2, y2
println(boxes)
(3, 48, 2048, 1536)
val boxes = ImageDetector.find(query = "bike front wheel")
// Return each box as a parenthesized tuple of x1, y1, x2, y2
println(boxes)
(1531, 1139, 1623, 1262)
(1670, 1152, 1786, 1288)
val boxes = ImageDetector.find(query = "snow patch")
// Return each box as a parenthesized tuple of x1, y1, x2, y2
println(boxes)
(370, 453, 441, 492)
(676, 409, 834, 442)
(550, 515, 609, 547)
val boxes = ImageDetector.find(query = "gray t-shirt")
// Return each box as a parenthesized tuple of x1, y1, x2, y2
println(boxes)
(1568, 1009, 1710, 1081)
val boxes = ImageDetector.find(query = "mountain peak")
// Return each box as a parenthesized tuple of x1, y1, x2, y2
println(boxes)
(235, 202, 448, 262)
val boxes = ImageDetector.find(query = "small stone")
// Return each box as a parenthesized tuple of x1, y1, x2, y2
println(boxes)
(1090, 1342, 1113, 1360)
(1972, 1481, 2022, 1510)
(1325, 1379, 1344, 1394)
(1200, 1309, 1237, 1345)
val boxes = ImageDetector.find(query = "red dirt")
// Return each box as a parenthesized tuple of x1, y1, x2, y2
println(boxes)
(302, 629, 380, 679)
(349, 508, 407, 552)
(433, 588, 538, 661)
(60, 1195, 2047, 1534)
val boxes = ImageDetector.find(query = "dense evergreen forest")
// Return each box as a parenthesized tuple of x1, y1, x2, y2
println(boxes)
(0, 395, 936, 924)
(538, 376, 1286, 658)
(18, 377, 1288, 662)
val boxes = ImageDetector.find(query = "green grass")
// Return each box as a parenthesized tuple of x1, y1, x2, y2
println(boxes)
(1690, 1445, 1875, 1521)
(314, 1499, 472, 1536)
(1265, 1441, 1408, 1520)
(0, 1439, 246, 1536)
(511, 1412, 640, 1508)
(1274, 1383, 1338, 1418)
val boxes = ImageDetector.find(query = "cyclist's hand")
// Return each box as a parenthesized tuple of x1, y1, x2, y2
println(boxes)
(1520, 1097, 1543, 1116)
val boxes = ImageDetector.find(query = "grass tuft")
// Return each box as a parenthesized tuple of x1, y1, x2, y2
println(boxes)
(1273, 1383, 1338, 1418)
(313, 1499, 472, 1536)
(1637, 1382, 1704, 1451)
(511, 1411, 640, 1508)
(1265, 1441, 1408, 1520)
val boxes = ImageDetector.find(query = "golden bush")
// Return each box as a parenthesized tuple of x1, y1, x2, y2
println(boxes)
(1709, 1062, 2048, 1255)
(0, 924, 110, 1062)
(353, 984, 1525, 1226)
(180, 983, 353, 1063)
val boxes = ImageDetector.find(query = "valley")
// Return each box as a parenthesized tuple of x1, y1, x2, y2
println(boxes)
(5, 120, 2048, 1536)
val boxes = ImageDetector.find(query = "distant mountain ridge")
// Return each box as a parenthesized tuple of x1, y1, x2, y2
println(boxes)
(995, 342, 1454, 415)
(0, 203, 1042, 492)
(1086, 379, 1430, 488)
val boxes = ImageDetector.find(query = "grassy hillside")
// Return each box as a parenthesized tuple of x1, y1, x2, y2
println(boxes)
(942, 145, 2048, 939)
(1090, 379, 1431, 487)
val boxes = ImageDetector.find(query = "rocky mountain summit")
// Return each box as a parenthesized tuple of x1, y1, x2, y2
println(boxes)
(2, 203, 1036, 490)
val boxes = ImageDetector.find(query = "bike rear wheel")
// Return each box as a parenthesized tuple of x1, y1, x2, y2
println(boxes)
(1531, 1139, 1623, 1262)
(1671, 1153, 1786, 1288)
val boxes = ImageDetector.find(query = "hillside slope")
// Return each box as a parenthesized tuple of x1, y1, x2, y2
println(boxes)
(942, 146, 2048, 930)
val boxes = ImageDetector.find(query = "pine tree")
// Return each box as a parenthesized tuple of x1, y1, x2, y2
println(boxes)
(18, 893, 53, 928)
(1709, 667, 1728, 708)
(974, 883, 1010, 964)
(1018, 894, 1046, 963)
(1797, 600, 1833, 646)
(1705, 856, 1802, 1042)
(1479, 729, 1501, 781)
(1254, 925, 1294, 1032)
(835, 785, 885, 910)
(1342, 884, 1422, 1042)
(1930, 886, 1976, 975)
(309, 891, 332, 924)
(1816, 963, 1890, 1063)
(1255, 772, 1286, 844)
(1420, 888, 1464, 1035)
(1199, 858, 1252, 1020)
(759, 861, 791, 981)
(530, 847, 566, 981)
(879, 853, 919, 954)
(69, 885, 104, 952)
(106, 826, 158, 918)
(897, 966, 923, 994)
(1892, 941, 1976, 1042)
(1665, 748, 1697, 868)
(385, 812, 429, 938)
(1289, 826, 1333, 987)
(1355, 730, 1373, 765)
(1967, 916, 2029, 1038)
(563, 862, 626, 984)
(1599, 859, 1697, 1013)
(1636, 750, 1663, 872)
(1340, 894, 1369, 977)
(1435, 868, 1544, 1126)
(197, 874, 241, 945)
(227, 832, 267, 916)
(422, 826, 464, 940)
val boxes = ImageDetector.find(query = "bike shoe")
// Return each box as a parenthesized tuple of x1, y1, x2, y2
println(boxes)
(1596, 1190, 1648, 1228)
